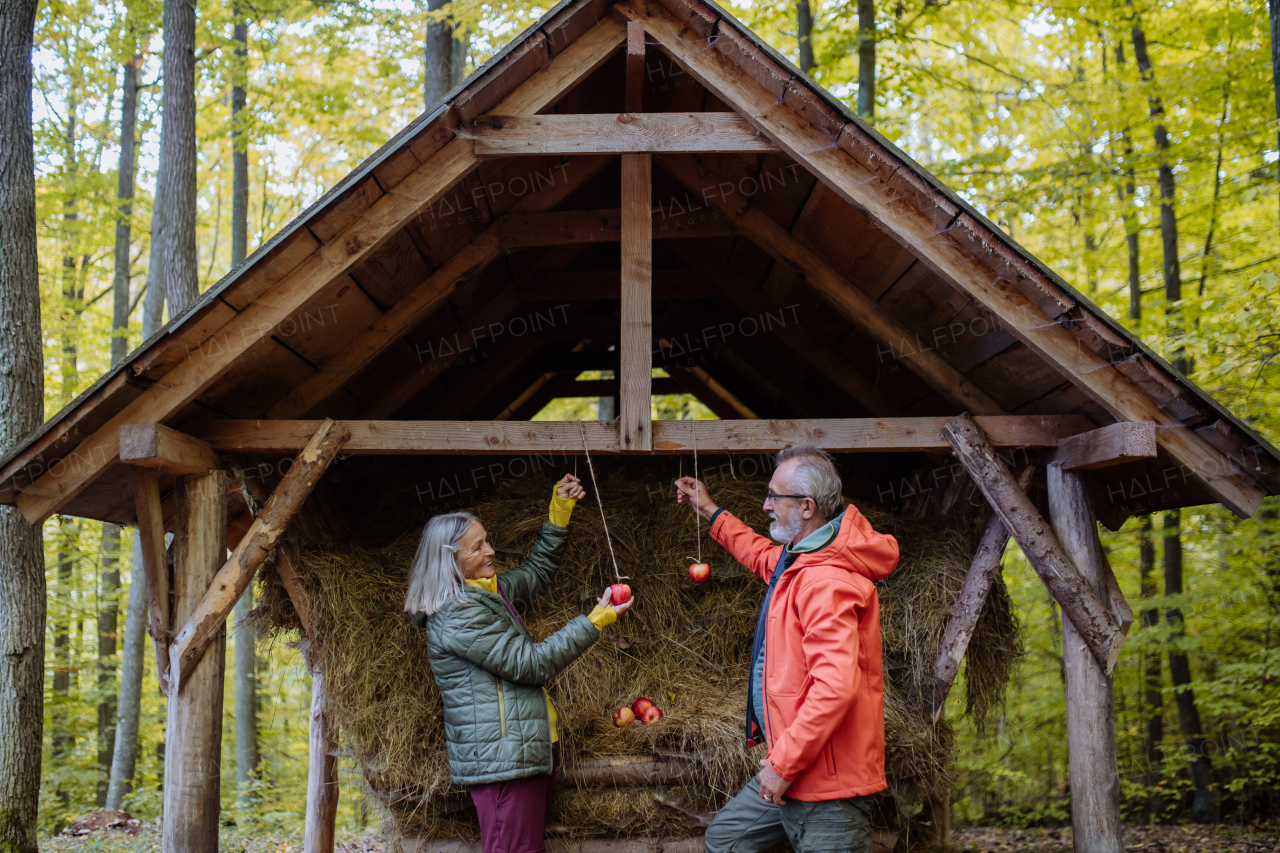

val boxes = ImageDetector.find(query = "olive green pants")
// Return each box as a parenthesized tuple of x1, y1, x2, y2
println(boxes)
(704, 776, 873, 853)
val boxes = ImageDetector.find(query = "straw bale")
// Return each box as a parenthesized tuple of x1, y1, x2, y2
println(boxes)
(258, 456, 1018, 838)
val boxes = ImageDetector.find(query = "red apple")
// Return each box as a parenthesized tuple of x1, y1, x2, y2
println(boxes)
(689, 562, 711, 584)
(609, 584, 632, 605)
(641, 705, 664, 725)
(613, 707, 636, 727)
(631, 697, 654, 717)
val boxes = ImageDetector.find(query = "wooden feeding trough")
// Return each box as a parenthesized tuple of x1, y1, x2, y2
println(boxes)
(3, 0, 1279, 849)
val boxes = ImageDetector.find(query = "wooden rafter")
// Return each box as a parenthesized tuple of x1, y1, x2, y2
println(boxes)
(618, 0, 1263, 517)
(11, 16, 628, 525)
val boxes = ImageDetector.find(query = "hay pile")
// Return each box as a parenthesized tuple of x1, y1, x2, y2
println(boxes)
(259, 456, 1018, 838)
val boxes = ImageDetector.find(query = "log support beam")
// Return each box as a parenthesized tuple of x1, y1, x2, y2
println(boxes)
(133, 467, 172, 696)
(620, 22, 652, 451)
(930, 465, 1035, 722)
(942, 412, 1128, 674)
(1046, 463, 1125, 853)
(163, 470, 229, 853)
(304, 664, 339, 853)
(167, 419, 348, 689)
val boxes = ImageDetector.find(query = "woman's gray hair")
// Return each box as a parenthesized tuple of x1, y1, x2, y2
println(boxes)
(775, 444, 844, 520)
(404, 511, 479, 616)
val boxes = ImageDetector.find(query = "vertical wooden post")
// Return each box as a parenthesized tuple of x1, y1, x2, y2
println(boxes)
(304, 661, 339, 853)
(1046, 463, 1124, 853)
(620, 20, 652, 451)
(162, 471, 228, 853)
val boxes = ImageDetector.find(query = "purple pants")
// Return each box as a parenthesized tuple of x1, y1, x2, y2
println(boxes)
(469, 749, 557, 853)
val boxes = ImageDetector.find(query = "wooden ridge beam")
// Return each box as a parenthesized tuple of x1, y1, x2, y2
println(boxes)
(469, 113, 780, 155)
(657, 153, 1007, 418)
(185, 415, 1094, 455)
(11, 16, 627, 525)
(1051, 421, 1157, 470)
(120, 423, 218, 477)
(497, 207, 734, 248)
(167, 420, 348, 690)
(616, 0, 1263, 517)
(942, 412, 1126, 674)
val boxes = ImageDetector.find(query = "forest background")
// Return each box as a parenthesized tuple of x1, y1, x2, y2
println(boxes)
(27, 0, 1280, 839)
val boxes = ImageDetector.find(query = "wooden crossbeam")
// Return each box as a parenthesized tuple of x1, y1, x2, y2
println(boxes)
(12, 16, 627, 526)
(185, 416, 1093, 455)
(943, 412, 1126, 674)
(1052, 421, 1157, 470)
(121, 422, 218, 476)
(515, 270, 717, 300)
(618, 0, 1263, 517)
(469, 113, 780, 156)
(167, 419, 348, 690)
(497, 208, 734, 248)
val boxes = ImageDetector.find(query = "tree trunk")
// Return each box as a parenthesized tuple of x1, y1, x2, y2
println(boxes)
(234, 588, 258, 803)
(231, 11, 249, 269)
(1269, 0, 1280, 240)
(1130, 19, 1185, 372)
(143, 165, 166, 334)
(97, 523, 122, 807)
(52, 522, 76, 808)
(159, 0, 200, 315)
(1111, 42, 1141, 321)
(0, 0, 46, 845)
(796, 0, 814, 76)
(106, 543, 148, 809)
(451, 27, 467, 87)
(424, 0, 454, 109)
(1047, 464, 1123, 853)
(1162, 509, 1217, 823)
(112, 49, 140, 364)
(1139, 514, 1162, 818)
(1198, 85, 1229, 298)
(856, 0, 875, 118)
(163, 472, 228, 853)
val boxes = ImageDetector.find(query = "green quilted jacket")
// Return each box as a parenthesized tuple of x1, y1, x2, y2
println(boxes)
(413, 521, 600, 786)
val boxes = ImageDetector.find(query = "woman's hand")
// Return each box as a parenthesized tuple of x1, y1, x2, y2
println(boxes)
(597, 588, 635, 616)
(555, 473, 585, 501)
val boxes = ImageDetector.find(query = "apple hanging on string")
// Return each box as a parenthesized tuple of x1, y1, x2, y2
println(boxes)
(688, 562, 711, 584)
(608, 584, 632, 605)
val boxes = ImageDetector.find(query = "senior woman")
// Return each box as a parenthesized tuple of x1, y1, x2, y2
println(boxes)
(405, 473, 632, 853)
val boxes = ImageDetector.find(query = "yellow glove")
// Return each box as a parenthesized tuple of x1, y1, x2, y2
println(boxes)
(587, 604, 617, 631)
(549, 484, 577, 527)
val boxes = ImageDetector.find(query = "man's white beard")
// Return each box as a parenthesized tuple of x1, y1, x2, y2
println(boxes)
(769, 513, 803, 544)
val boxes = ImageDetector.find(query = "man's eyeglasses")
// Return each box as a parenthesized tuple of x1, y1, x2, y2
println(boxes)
(766, 492, 810, 501)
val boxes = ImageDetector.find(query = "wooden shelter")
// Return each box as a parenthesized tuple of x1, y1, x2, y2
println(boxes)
(5, 0, 1280, 849)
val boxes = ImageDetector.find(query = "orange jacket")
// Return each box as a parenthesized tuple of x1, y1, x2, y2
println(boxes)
(711, 505, 899, 801)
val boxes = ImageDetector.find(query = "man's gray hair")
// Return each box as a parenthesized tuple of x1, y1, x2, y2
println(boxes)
(404, 511, 478, 616)
(775, 444, 844, 520)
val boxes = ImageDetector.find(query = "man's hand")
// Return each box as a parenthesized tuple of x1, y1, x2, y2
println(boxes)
(757, 759, 792, 805)
(555, 473, 586, 501)
(674, 476, 719, 521)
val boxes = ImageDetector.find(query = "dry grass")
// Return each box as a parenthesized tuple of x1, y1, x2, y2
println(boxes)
(258, 457, 1018, 838)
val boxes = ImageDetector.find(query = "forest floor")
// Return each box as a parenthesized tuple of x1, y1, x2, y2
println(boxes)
(39, 819, 1280, 853)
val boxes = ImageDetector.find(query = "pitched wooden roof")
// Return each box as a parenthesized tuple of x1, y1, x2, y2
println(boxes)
(3, 0, 1277, 527)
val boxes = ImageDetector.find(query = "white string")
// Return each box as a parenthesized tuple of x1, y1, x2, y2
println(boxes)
(579, 422, 626, 581)
(692, 421, 701, 564)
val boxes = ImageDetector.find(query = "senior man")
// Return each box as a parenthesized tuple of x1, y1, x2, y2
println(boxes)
(675, 444, 899, 853)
